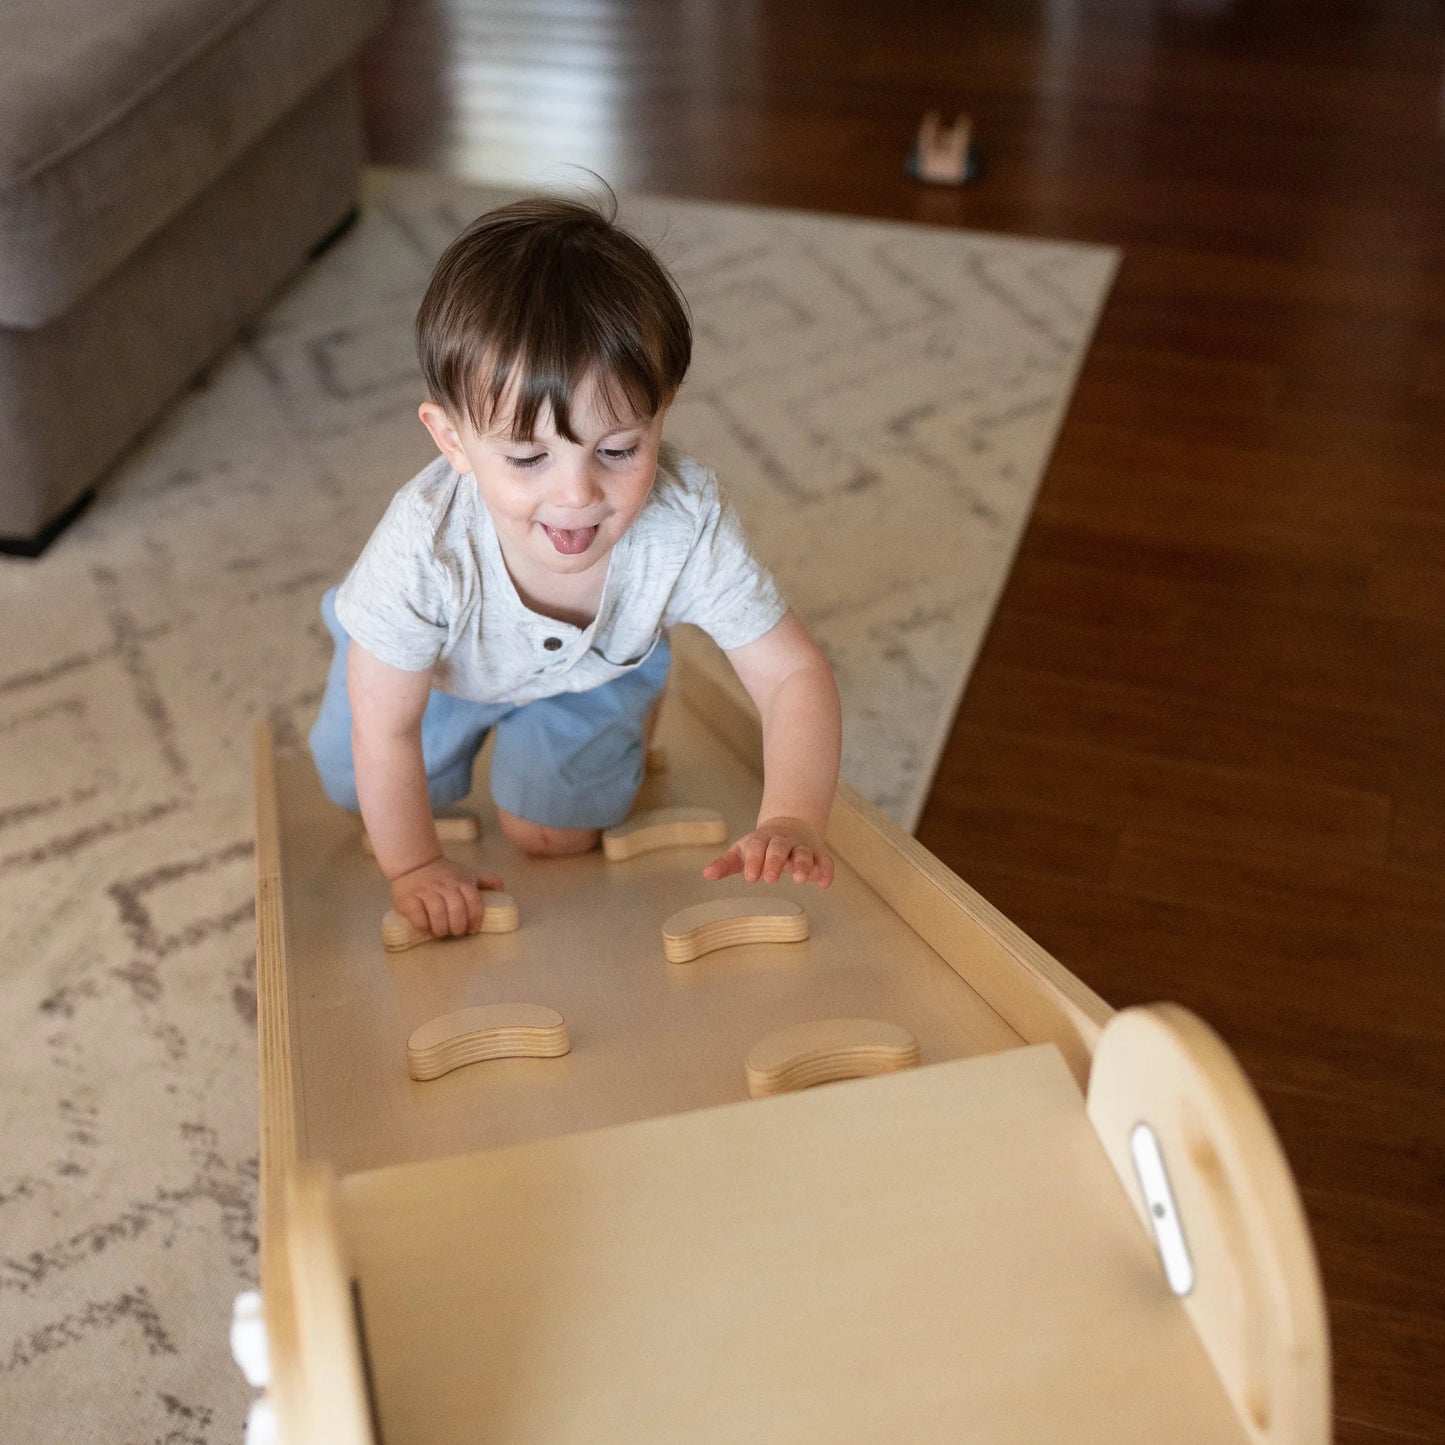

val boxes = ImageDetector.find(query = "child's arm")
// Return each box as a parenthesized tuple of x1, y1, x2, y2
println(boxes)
(348, 644, 502, 937)
(702, 611, 842, 888)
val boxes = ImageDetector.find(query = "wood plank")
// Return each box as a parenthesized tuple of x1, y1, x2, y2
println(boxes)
(1109, 831, 1445, 931)
(932, 723, 1392, 866)
(951, 663, 1404, 798)
(253, 723, 302, 1265)
(1087, 1006, 1329, 1445)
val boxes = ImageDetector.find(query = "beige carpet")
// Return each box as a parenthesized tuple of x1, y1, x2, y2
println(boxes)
(0, 168, 1116, 1441)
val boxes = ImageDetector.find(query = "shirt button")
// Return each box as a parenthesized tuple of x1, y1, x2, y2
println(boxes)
(543, 637, 563, 651)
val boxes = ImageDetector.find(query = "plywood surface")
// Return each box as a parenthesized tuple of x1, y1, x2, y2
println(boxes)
(338, 1046, 1248, 1445)
(273, 693, 1022, 1177)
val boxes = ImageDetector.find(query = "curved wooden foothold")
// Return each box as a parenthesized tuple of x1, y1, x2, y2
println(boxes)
(745, 1018, 920, 1098)
(1087, 1004, 1330, 1445)
(407, 1004, 570, 1081)
(362, 809, 481, 856)
(602, 806, 728, 861)
(381, 891, 520, 953)
(661, 897, 808, 964)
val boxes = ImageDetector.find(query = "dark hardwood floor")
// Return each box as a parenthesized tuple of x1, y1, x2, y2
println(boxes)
(358, 3, 1445, 1438)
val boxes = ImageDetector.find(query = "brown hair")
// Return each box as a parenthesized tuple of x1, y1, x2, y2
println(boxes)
(415, 190, 692, 443)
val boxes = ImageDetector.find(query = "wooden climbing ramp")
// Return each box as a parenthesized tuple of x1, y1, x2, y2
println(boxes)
(252, 625, 1329, 1445)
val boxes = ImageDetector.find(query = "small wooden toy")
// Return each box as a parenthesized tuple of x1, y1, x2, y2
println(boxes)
(907, 110, 982, 185)
(406, 1004, 570, 1081)
(745, 1018, 921, 1098)
(362, 808, 480, 856)
(661, 897, 809, 963)
(602, 805, 728, 861)
(380, 890, 519, 952)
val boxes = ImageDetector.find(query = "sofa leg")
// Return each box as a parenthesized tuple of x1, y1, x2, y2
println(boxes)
(0, 488, 96, 557)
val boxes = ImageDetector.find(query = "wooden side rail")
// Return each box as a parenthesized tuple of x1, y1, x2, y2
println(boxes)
(274, 1166, 376, 1445)
(1087, 1005, 1330, 1445)
(254, 722, 302, 1283)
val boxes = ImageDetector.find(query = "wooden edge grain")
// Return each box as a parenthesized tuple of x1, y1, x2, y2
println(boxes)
(406, 1004, 571, 1081)
(1087, 1005, 1330, 1445)
(745, 1019, 921, 1097)
(661, 897, 809, 963)
(254, 721, 304, 1289)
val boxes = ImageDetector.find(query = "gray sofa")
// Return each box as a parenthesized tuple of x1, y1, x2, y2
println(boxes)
(0, 0, 388, 554)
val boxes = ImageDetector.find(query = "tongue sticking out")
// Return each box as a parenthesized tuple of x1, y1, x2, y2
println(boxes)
(542, 524, 598, 556)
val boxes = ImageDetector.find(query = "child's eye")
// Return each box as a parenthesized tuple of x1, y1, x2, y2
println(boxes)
(601, 445, 639, 462)
(506, 453, 546, 470)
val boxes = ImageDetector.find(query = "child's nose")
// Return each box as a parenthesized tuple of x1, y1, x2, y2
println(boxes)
(551, 460, 604, 510)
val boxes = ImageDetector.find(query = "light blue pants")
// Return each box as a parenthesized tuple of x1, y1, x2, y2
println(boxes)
(308, 588, 670, 830)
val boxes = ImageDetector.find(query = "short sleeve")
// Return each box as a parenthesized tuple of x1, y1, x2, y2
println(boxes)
(664, 474, 788, 650)
(334, 490, 450, 672)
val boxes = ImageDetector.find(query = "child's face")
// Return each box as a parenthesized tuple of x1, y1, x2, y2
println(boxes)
(419, 375, 670, 582)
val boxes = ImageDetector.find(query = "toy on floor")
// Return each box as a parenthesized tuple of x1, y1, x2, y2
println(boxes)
(407, 1004, 570, 1081)
(662, 897, 809, 963)
(602, 805, 728, 861)
(380, 890, 520, 952)
(907, 110, 983, 185)
(746, 1018, 921, 1098)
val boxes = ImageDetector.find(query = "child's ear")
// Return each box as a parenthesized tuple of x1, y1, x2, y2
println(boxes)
(418, 402, 472, 474)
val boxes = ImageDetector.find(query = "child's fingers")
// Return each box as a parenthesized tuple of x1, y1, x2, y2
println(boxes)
(399, 896, 433, 937)
(708, 835, 830, 885)
(440, 887, 472, 937)
(476, 872, 505, 894)
(702, 845, 743, 880)
(746, 834, 778, 883)
(417, 892, 449, 939)
(761, 835, 793, 884)
(463, 885, 488, 934)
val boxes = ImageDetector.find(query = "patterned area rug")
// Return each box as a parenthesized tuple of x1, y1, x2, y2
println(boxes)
(0, 168, 1116, 1441)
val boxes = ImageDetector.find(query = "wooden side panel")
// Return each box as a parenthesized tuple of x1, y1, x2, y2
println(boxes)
(1087, 1006, 1331, 1445)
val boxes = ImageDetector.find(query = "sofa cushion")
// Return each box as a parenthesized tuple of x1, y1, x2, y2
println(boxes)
(0, 0, 386, 329)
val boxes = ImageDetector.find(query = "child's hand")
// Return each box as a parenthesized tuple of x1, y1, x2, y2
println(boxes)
(702, 816, 834, 888)
(390, 857, 506, 939)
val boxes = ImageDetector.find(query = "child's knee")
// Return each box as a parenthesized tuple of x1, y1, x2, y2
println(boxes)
(497, 810, 601, 858)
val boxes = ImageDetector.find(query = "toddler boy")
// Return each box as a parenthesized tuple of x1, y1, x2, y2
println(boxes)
(309, 194, 841, 940)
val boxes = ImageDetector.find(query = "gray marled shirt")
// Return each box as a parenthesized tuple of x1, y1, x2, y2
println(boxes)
(334, 447, 788, 705)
